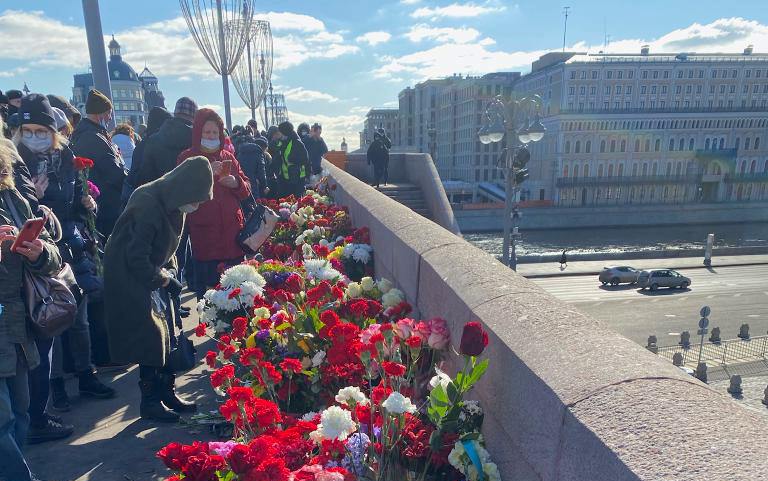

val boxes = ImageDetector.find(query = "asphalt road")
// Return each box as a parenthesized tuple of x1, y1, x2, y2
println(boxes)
(532, 264, 768, 347)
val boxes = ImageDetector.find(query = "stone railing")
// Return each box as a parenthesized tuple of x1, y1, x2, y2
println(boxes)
(343, 152, 461, 235)
(323, 159, 768, 481)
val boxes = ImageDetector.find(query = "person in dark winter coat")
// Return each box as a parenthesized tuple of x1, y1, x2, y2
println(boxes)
(6, 89, 22, 117)
(104, 156, 213, 422)
(177, 108, 251, 298)
(0, 138, 62, 480)
(70, 89, 127, 237)
(275, 121, 309, 198)
(305, 123, 328, 176)
(135, 97, 196, 187)
(122, 106, 171, 208)
(233, 131, 269, 199)
(367, 130, 391, 189)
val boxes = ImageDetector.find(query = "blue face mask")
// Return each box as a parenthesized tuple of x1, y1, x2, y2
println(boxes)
(200, 138, 220, 150)
(22, 135, 52, 154)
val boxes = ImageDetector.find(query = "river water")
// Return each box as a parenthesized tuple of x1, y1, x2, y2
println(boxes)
(464, 222, 768, 258)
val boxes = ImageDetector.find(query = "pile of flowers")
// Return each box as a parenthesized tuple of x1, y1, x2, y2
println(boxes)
(159, 178, 499, 481)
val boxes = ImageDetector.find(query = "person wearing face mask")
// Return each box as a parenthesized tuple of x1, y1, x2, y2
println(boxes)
(104, 157, 213, 422)
(177, 108, 251, 299)
(70, 89, 127, 237)
(15, 94, 114, 432)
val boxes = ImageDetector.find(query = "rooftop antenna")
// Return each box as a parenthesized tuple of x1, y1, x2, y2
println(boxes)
(562, 6, 570, 52)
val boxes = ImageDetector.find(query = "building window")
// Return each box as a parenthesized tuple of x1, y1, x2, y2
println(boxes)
(607, 71, 613, 79)
(719, 138, 725, 149)
(620, 140, 626, 152)
(575, 140, 581, 153)
(735, 137, 741, 150)
(585, 140, 591, 153)
(679, 138, 685, 150)
(600, 140, 606, 153)
(563, 165, 569, 177)
(598, 165, 604, 177)
(652, 162, 659, 175)
(573, 165, 580, 177)
(584, 165, 590, 177)
(669, 138, 675, 151)
(688, 138, 694, 150)
(634, 139, 640, 152)
(746, 137, 751, 150)
(610, 140, 616, 152)
(632, 163, 638, 176)
(565, 141, 571, 153)
(655, 139, 661, 151)
(756, 137, 761, 149)
(641, 86, 647, 94)
(705, 138, 711, 149)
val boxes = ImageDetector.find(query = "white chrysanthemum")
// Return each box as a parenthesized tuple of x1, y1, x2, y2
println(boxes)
(352, 245, 372, 264)
(295, 234, 306, 246)
(219, 265, 266, 290)
(448, 441, 465, 470)
(345, 283, 362, 299)
(429, 366, 452, 391)
(238, 281, 263, 305)
(342, 243, 356, 259)
(381, 288, 405, 309)
(302, 243, 314, 258)
(335, 386, 369, 407)
(360, 277, 375, 292)
(315, 406, 356, 441)
(204, 289, 240, 312)
(376, 278, 393, 294)
(381, 392, 417, 414)
(301, 411, 319, 422)
(304, 259, 342, 281)
(319, 238, 329, 247)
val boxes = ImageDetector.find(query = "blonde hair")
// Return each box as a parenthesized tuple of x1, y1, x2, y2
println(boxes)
(12, 126, 66, 151)
(112, 123, 135, 141)
(0, 142, 17, 191)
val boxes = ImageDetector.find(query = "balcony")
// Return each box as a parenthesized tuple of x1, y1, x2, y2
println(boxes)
(559, 106, 768, 115)
(724, 172, 768, 183)
(556, 174, 700, 187)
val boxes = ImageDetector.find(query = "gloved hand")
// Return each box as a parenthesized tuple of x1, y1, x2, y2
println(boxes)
(165, 276, 183, 298)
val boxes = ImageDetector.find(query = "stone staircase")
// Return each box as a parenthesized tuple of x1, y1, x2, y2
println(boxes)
(378, 183, 431, 219)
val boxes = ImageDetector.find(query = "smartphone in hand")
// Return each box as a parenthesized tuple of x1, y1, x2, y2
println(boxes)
(220, 160, 232, 176)
(10, 217, 46, 253)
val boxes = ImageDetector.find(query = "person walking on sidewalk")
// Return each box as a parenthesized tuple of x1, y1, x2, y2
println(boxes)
(559, 249, 568, 270)
(366, 130, 390, 189)
(103, 157, 213, 422)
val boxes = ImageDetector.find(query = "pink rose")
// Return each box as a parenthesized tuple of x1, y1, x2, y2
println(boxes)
(427, 318, 450, 349)
(360, 323, 381, 345)
(394, 318, 415, 339)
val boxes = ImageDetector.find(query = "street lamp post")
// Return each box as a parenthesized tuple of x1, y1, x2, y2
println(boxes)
(479, 95, 546, 270)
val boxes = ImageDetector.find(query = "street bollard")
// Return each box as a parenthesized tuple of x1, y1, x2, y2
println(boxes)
(728, 375, 743, 396)
(763, 386, 768, 406)
(709, 327, 721, 344)
(695, 362, 707, 383)
(646, 335, 658, 354)
(672, 352, 683, 367)
(738, 324, 750, 340)
(679, 331, 691, 348)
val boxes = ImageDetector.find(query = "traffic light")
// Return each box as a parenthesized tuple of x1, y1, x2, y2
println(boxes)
(513, 146, 530, 185)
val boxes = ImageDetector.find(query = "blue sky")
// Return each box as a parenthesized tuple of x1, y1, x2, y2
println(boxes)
(2, 1, 768, 150)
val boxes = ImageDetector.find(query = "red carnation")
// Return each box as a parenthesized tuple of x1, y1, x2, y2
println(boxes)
(239, 347, 264, 366)
(228, 288, 242, 300)
(459, 321, 489, 357)
(73, 156, 94, 171)
(381, 361, 406, 377)
(195, 323, 207, 337)
(320, 310, 340, 326)
(231, 316, 248, 339)
(205, 350, 217, 368)
(279, 358, 303, 373)
(210, 365, 235, 389)
(283, 273, 304, 294)
(405, 336, 422, 348)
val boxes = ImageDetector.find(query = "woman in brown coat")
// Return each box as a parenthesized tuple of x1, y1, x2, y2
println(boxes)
(103, 156, 212, 422)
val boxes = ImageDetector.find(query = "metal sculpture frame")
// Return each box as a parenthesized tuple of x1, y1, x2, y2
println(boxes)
(230, 20, 273, 127)
(179, 0, 255, 130)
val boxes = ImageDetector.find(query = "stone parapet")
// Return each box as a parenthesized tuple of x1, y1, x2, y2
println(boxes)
(323, 159, 768, 481)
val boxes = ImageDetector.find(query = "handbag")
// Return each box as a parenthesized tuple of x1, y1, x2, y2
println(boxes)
(3, 192, 79, 339)
(237, 201, 279, 255)
(151, 289, 196, 372)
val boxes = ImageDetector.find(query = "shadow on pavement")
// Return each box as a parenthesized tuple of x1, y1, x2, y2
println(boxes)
(637, 287, 692, 296)
(26, 326, 219, 481)
(598, 284, 637, 292)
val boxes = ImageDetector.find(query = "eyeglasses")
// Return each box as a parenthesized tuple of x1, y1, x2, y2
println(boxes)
(21, 129, 51, 140)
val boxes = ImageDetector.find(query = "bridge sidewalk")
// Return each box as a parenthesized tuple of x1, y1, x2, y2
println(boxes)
(518, 254, 768, 278)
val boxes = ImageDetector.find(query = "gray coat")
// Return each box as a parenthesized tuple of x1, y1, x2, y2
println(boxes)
(0, 188, 62, 377)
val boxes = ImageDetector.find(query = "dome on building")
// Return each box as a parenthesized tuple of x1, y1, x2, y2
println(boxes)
(107, 36, 139, 82)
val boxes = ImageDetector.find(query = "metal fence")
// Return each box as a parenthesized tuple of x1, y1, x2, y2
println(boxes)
(656, 335, 768, 369)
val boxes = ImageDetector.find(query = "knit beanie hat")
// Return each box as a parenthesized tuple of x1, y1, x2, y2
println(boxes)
(20, 93, 56, 131)
(51, 107, 69, 131)
(174, 97, 197, 123)
(6, 90, 22, 101)
(47, 94, 81, 123)
(85, 89, 113, 114)
(278, 121, 294, 137)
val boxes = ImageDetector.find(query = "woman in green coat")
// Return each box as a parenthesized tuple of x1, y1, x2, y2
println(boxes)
(103, 156, 212, 422)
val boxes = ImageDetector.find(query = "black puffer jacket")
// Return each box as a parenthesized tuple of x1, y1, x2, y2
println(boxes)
(136, 117, 192, 187)
(124, 107, 172, 206)
(234, 134, 268, 197)
(70, 118, 127, 235)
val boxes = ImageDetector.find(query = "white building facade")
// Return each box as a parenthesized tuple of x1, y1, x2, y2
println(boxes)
(515, 47, 768, 206)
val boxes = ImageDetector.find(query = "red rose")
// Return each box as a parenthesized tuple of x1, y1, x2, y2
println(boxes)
(157, 442, 186, 470)
(381, 361, 406, 377)
(279, 358, 303, 373)
(459, 321, 489, 357)
(195, 323, 207, 337)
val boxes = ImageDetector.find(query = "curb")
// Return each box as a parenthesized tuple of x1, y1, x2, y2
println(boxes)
(521, 261, 768, 279)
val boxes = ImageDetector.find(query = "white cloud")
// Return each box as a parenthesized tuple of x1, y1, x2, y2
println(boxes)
(0, 66, 29, 78)
(281, 87, 339, 103)
(411, 2, 507, 20)
(405, 24, 481, 44)
(401, 0, 422, 4)
(0, 10, 89, 67)
(254, 12, 325, 32)
(356, 31, 392, 46)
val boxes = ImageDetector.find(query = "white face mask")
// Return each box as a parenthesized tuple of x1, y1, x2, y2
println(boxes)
(200, 138, 220, 150)
(22, 135, 52, 154)
(179, 203, 199, 214)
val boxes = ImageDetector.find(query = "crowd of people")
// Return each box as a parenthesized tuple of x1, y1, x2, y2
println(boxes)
(0, 85, 329, 481)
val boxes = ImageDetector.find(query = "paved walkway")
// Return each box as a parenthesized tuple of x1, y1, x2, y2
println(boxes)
(25, 295, 214, 481)
(518, 254, 768, 278)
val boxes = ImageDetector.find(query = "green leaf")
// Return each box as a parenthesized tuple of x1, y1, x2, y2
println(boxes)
(429, 430, 443, 450)
(446, 381, 460, 403)
(467, 359, 489, 388)
(275, 322, 292, 331)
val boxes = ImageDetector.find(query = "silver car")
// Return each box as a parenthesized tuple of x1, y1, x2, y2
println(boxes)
(599, 266, 640, 286)
(637, 269, 691, 291)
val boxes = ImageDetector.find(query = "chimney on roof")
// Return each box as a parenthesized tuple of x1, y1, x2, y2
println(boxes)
(744, 45, 754, 55)
(640, 45, 650, 56)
